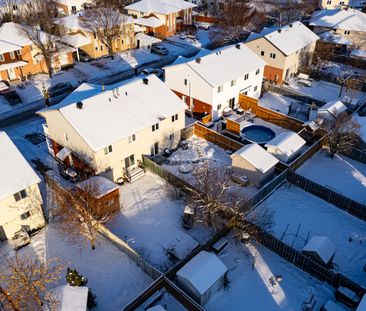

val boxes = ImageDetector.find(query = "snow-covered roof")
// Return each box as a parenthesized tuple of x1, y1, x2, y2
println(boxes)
(0, 22, 32, 47)
(261, 21, 319, 56)
(318, 100, 347, 116)
(134, 16, 164, 28)
(60, 33, 91, 48)
(323, 300, 347, 311)
(319, 31, 353, 45)
(0, 40, 22, 54)
(135, 32, 162, 45)
(55, 14, 86, 31)
(302, 235, 336, 264)
(38, 75, 186, 151)
(167, 43, 266, 87)
(355, 114, 366, 142)
(351, 48, 366, 59)
(265, 131, 306, 157)
(125, 0, 196, 14)
(245, 26, 279, 42)
(77, 176, 119, 198)
(176, 251, 228, 295)
(232, 143, 279, 174)
(0, 131, 41, 201)
(167, 48, 211, 66)
(310, 9, 366, 32)
(55, 285, 88, 311)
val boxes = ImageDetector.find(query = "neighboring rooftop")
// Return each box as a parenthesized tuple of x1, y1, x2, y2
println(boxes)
(302, 235, 336, 265)
(38, 75, 186, 151)
(0, 131, 41, 201)
(134, 16, 164, 28)
(310, 9, 366, 32)
(125, 0, 196, 14)
(232, 143, 279, 173)
(265, 131, 306, 157)
(0, 22, 32, 47)
(318, 100, 348, 116)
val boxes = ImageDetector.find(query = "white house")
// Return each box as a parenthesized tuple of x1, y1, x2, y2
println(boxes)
(0, 132, 45, 241)
(230, 143, 279, 186)
(302, 235, 336, 266)
(164, 43, 266, 120)
(176, 251, 228, 305)
(265, 131, 306, 163)
(37, 75, 187, 183)
(317, 99, 347, 123)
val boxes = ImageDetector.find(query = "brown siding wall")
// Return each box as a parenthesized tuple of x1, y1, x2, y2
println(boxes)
(264, 65, 284, 84)
(172, 90, 212, 115)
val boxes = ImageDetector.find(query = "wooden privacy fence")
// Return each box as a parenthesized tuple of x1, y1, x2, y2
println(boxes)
(287, 171, 366, 221)
(342, 147, 366, 164)
(289, 136, 325, 170)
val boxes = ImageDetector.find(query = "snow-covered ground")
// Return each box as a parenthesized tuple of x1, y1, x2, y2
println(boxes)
(252, 184, 366, 286)
(296, 149, 366, 204)
(107, 173, 212, 272)
(205, 238, 336, 311)
(316, 61, 366, 79)
(0, 224, 152, 310)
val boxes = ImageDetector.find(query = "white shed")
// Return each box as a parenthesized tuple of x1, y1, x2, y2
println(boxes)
(176, 251, 228, 304)
(230, 143, 279, 186)
(302, 236, 336, 266)
(265, 131, 306, 163)
(317, 100, 347, 122)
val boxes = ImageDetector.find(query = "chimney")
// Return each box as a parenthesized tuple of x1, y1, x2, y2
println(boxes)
(109, 97, 111, 102)
(143, 78, 149, 85)
(277, 29, 282, 33)
(289, 23, 293, 28)
(195, 57, 201, 63)
(76, 101, 83, 109)
(125, 91, 128, 95)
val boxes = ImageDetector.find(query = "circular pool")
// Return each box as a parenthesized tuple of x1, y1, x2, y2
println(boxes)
(241, 125, 275, 145)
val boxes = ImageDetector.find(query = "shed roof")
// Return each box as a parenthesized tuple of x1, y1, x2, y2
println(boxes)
(125, 0, 196, 14)
(55, 285, 88, 311)
(302, 235, 336, 264)
(318, 100, 347, 116)
(265, 131, 306, 157)
(77, 176, 119, 198)
(176, 251, 227, 295)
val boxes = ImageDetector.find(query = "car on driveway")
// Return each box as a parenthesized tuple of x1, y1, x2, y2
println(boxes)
(12, 228, 31, 250)
(48, 82, 73, 98)
(3, 90, 22, 105)
(140, 67, 163, 79)
(0, 80, 10, 93)
(151, 44, 168, 55)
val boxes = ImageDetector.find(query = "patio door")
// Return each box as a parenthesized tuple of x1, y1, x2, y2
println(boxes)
(124, 154, 135, 169)
(7, 67, 17, 80)
(150, 142, 159, 156)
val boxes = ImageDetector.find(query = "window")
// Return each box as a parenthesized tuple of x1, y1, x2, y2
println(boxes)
(14, 189, 27, 202)
(254, 85, 258, 91)
(93, 33, 97, 39)
(217, 85, 223, 93)
(10, 51, 15, 59)
(105, 199, 114, 207)
(12, 4, 18, 10)
(327, 0, 331, 4)
(95, 46, 98, 51)
(340, 1, 344, 4)
(169, 133, 175, 140)
(171, 114, 178, 122)
(270, 53, 276, 59)
(244, 91, 248, 95)
(344, 30, 350, 35)
(231, 79, 236, 87)
(64, 133, 68, 141)
(184, 79, 187, 85)
(16, 49, 21, 56)
(20, 211, 31, 220)
(104, 145, 113, 154)
(124, 154, 135, 168)
(128, 134, 136, 143)
(217, 103, 222, 110)
(255, 68, 260, 75)
(152, 123, 159, 132)
(100, 45, 103, 51)
(260, 51, 265, 56)
(244, 73, 249, 80)
(0, 54, 4, 62)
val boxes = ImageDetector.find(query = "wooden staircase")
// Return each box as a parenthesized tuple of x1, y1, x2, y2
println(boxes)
(123, 166, 146, 183)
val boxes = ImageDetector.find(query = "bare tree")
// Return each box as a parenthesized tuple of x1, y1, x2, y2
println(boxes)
(51, 177, 117, 250)
(0, 255, 64, 311)
(313, 43, 333, 71)
(18, 0, 60, 78)
(0, 0, 20, 22)
(81, 1, 131, 59)
(323, 111, 360, 158)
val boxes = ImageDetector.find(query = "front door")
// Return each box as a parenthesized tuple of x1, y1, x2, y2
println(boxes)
(7, 67, 17, 80)
(229, 97, 235, 109)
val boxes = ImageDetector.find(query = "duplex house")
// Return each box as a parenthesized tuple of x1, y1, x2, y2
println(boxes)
(245, 22, 319, 84)
(319, 0, 349, 9)
(164, 43, 266, 120)
(310, 9, 366, 52)
(37, 75, 187, 182)
(0, 22, 73, 81)
(125, 0, 196, 38)
(56, 12, 135, 59)
(0, 132, 45, 241)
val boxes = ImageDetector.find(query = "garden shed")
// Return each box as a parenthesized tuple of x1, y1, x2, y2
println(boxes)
(302, 235, 336, 266)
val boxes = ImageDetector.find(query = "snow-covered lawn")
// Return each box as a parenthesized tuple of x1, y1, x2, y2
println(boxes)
(316, 60, 366, 78)
(0, 224, 152, 311)
(107, 173, 211, 272)
(296, 149, 366, 204)
(205, 238, 335, 311)
(252, 184, 366, 286)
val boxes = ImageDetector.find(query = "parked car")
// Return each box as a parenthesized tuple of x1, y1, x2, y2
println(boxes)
(140, 67, 163, 79)
(0, 80, 10, 93)
(3, 90, 22, 105)
(75, 49, 92, 62)
(12, 228, 31, 250)
(151, 44, 168, 55)
(48, 82, 73, 98)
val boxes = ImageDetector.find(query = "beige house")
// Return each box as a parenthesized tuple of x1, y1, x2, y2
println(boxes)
(319, 0, 349, 9)
(230, 143, 279, 186)
(0, 132, 45, 241)
(245, 22, 319, 84)
(56, 12, 135, 60)
(38, 75, 187, 183)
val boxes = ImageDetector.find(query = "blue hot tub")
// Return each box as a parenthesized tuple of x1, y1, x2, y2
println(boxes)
(241, 125, 276, 145)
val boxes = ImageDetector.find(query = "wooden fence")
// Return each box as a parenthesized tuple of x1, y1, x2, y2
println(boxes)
(287, 171, 366, 221)
(289, 136, 325, 170)
(342, 147, 366, 164)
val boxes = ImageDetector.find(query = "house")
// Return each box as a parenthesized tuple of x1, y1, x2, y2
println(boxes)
(125, 0, 196, 38)
(230, 143, 279, 186)
(245, 22, 319, 84)
(164, 43, 266, 120)
(302, 235, 336, 266)
(56, 12, 135, 60)
(265, 131, 306, 163)
(176, 251, 228, 305)
(124, 276, 204, 311)
(0, 131, 45, 241)
(0, 22, 73, 82)
(54, 0, 90, 15)
(317, 99, 347, 124)
(319, 0, 349, 10)
(54, 285, 88, 311)
(310, 9, 366, 53)
(37, 75, 187, 183)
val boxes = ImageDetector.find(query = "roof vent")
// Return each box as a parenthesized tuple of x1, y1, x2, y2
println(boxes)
(196, 57, 201, 63)
(143, 78, 149, 85)
(289, 23, 293, 28)
(109, 97, 111, 102)
(235, 44, 241, 49)
(76, 101, 83, 109)
(125, 91, 128, 96)
(277, 29, 282, 33)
